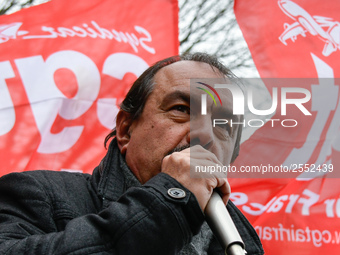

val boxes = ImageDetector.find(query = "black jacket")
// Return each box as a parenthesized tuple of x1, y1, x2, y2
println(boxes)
(0, 140, 263, 254)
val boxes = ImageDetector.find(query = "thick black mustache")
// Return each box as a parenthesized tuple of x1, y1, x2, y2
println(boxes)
(166, 144, 191, 156)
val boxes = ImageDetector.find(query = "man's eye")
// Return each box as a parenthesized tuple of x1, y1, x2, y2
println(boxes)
(213, 121, 233, 137)
(171, 105, 190, 114)
(225, 124, 232, 136)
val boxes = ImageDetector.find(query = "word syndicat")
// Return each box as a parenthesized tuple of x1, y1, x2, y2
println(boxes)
(22, 21, 154, 54)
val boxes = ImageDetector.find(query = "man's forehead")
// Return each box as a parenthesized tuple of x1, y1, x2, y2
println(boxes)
(152, 61, 227, 95)
(156, 60, 225, 81)
(149, 61, 236, 107)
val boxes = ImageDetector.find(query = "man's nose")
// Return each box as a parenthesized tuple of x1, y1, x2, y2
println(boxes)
(187, 116, 214, 149)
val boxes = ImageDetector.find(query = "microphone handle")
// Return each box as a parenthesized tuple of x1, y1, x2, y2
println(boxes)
(204, 192, 246, 255)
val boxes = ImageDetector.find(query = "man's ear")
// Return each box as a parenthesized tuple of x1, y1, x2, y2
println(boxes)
(115, 110, 133, 155)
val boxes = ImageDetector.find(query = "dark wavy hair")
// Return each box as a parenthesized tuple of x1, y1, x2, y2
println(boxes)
(104, 52, 244, 162)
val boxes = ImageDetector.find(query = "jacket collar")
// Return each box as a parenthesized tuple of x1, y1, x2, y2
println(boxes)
(94, 138, 141, 208)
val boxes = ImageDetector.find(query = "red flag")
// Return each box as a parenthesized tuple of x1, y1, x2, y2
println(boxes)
(0, 0, 179, 175)
(233, 0, 340, 254)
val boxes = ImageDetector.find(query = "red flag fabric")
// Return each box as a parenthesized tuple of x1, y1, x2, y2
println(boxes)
(0, 0, 178, 175)
(233, 0, 340, 254)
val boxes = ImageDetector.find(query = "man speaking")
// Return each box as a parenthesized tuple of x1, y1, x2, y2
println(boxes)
(0, 53, 263, 254)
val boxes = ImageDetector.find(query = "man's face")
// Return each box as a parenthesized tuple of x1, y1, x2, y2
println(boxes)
(119, 61, 239, 183)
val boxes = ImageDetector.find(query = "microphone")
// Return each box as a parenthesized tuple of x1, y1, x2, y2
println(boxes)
(205, 192, 246, 255)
